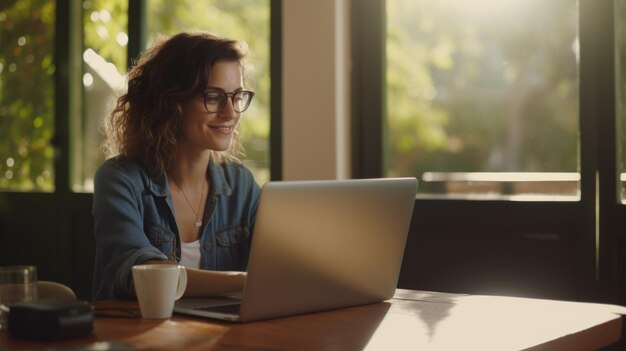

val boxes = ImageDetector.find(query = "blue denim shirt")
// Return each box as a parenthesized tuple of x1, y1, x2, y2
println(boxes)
(92, 157, 260, 300)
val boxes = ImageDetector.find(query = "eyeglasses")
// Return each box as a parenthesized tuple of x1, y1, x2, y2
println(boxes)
(202, 89, 255, 113)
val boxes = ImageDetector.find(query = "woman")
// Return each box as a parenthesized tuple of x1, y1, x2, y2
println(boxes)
(92, 32, 260, 300)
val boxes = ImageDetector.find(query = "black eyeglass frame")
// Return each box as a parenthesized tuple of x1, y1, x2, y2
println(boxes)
(201, 89, 255, 113)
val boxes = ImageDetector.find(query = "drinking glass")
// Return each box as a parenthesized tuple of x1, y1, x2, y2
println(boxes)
(0, 265, 38, 329)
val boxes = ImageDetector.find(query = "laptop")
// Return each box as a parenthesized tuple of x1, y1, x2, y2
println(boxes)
(174, 177, 417, 322)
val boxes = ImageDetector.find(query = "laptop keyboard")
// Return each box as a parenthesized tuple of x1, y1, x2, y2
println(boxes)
(195, 303, 241, 315)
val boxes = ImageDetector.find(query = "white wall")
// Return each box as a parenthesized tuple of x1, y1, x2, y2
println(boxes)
(282, 0, 351, 180)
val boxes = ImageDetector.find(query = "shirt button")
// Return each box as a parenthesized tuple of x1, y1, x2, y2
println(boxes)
(204, 243, 211, 250)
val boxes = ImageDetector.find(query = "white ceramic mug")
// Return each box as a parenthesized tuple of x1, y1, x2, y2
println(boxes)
(132, 264, 187, 319)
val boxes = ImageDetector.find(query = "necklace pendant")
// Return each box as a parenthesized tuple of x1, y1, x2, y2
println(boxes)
(194, 220, 202, 228)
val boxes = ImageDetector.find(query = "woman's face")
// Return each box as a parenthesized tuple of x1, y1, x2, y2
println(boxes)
(180, 60, 243, 153)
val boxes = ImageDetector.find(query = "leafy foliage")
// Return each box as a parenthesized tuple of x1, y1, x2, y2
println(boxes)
(0, 1, 55, 191)
(386, 0, 579, 178)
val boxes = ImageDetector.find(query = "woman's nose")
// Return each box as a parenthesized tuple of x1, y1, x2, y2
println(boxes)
(218, 97, 237, 119)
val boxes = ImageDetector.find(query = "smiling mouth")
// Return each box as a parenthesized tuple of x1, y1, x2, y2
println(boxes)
(209, 125, 234, 134)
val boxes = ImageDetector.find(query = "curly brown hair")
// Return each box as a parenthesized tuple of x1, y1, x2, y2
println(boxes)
(102, 32, 249, 175)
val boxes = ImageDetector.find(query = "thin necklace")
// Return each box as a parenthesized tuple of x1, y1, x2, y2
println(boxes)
(172, 176, 205, 228)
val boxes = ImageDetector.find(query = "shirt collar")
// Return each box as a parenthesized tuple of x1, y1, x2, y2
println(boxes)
(148, 160, 233, 197)
(207, 160, 233, 196)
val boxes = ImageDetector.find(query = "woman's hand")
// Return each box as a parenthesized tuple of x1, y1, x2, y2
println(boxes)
(131, 260, 246, 298)
(183, 268, 247, 297)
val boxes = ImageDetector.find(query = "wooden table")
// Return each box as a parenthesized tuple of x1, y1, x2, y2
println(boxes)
(1, 289, 624, 350)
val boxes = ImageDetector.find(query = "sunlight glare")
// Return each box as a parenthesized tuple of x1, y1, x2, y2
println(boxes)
(99, 9, 111, 23)
(90, 11, 99, 22)
(96, 25, 109, 39)
(365, 315, 430, 350)
(116, 32, 129, 46)
(83, 49, 124, 90)
(438, 0, 535, 21)
(83, 73, 94, 88)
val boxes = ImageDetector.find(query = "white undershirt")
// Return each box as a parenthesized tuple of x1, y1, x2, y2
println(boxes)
(180, 240, 201, 269)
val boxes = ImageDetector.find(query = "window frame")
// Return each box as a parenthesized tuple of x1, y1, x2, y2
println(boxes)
(352, 0, 624, 303)
(3, 0, 624, 304)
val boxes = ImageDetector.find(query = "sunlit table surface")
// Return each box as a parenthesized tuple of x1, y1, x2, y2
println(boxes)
(1, 289, 624, 350)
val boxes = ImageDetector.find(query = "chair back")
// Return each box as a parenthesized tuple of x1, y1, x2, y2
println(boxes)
(37, 281, 77, 301)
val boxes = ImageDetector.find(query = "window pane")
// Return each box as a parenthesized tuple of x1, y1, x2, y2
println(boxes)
(74, 0, 128, 192)
(147, 0, 271, 185)
(0, 1, 56, 191)
(386, 0, 579, 200)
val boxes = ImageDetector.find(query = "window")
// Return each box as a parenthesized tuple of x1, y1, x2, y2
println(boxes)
(71, 0, 271, 191)
(386, 0, 579, 200)
(352, 0, 626, 301)
(76, 0, 128, 192)
(147, 0, 271, 185)
(0, 1, 56, 191)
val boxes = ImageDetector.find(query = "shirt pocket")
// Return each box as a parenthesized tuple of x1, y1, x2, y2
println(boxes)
(144, 218, 177, 260)
(215, 224, 250, 270)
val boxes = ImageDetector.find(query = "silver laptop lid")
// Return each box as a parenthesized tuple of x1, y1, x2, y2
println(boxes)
(239, 177, 417, 322)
